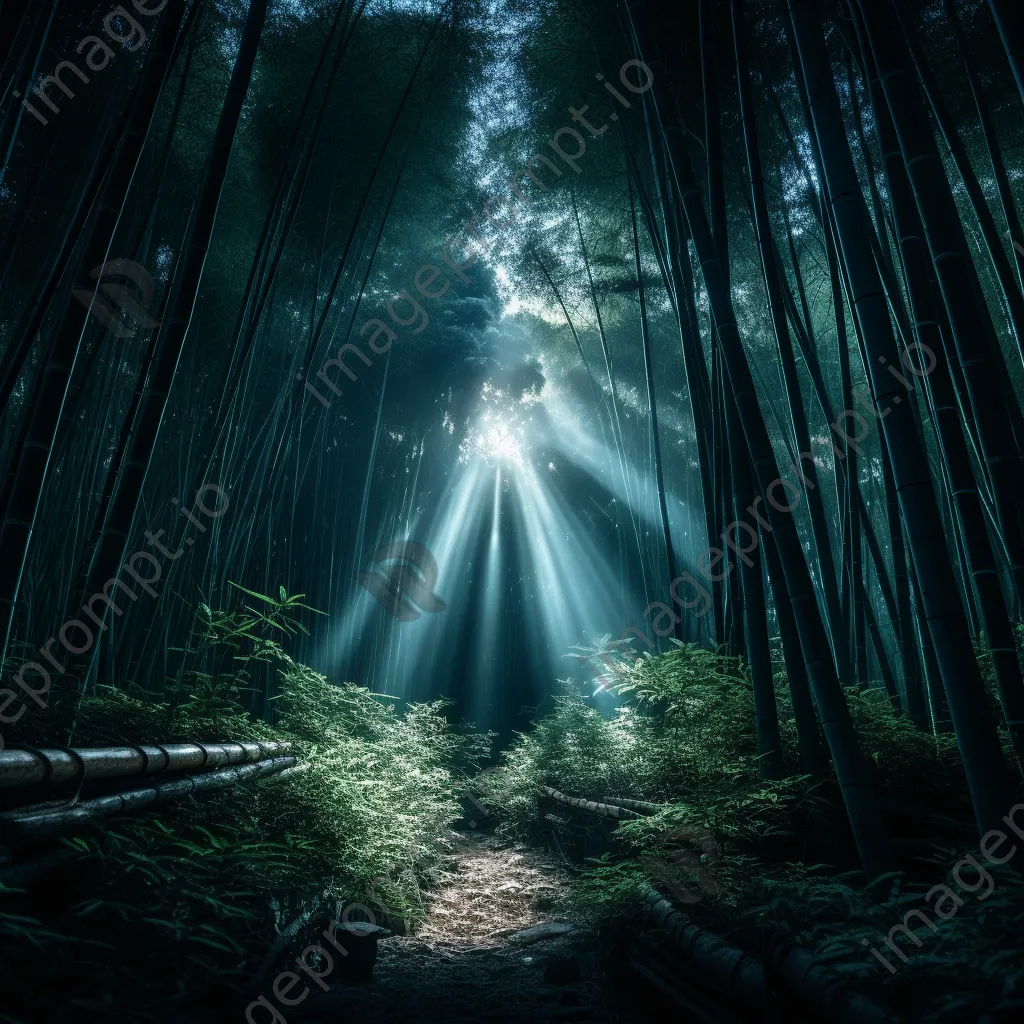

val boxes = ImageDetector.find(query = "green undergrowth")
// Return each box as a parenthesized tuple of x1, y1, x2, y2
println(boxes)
(482, 641, 1024, 1023)
(0, 586, 488, 1024)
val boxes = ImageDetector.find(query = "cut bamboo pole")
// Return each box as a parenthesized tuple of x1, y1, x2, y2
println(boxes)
(540, 786, 643, 821)
(534, 786, 894, 1019)
(636, 883, 893, 1023)
(602, 796, 668, 815)
(0, 740, 291, 790)
(0, 755, 295, 846)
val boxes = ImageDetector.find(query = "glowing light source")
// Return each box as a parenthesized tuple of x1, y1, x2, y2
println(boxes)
(458, 380, 532, 468)
(460, 421, 524, 467)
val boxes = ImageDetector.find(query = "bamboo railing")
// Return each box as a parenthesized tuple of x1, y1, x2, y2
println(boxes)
(0, 740, 291, 789)
(635, 884, 893, 1024)
(601, 796, 668, 815)
(0, 755, 295, 846)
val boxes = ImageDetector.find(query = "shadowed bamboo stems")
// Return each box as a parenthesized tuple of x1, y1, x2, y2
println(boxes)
(672, 194, 722, 640)
(73, 0, 271, 670)
(987, 0, 1024, 112)
(0, 3, 189, 670)
(300, 4, 443, 390)
(859, 27, 1024, 772)
(189, 0, 359, 504)
(700, 6, 743, 656)
(572, 191, 652, 603)
(898, 7, 1024, 386)
(761, 524, 826, 777)
(630, 0, 894, 880)
(629, 176, 681, 640)
(875, 425, 923, 719)
(732, 0, 850, 687)
(858, 2, 1024, 613)
(793, 0, 1014, 838)
(943, 0, 1024, 294)
(225, 9, 446, 595)
(0, 0, 58, 188)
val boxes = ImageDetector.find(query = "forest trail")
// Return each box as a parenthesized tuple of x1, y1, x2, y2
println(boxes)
(296, 831, 659, 1023)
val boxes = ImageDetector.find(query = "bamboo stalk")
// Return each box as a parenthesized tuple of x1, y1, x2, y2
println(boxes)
(0, 740, 292, 790)
(637, 883, 893, 1023)
(0, 755, 295, 846)
(601, 796, 668, 815)
(540, 786, 643, 821)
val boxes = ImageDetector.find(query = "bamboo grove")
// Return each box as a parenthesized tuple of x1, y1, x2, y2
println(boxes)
(1, 0, 1024, 884)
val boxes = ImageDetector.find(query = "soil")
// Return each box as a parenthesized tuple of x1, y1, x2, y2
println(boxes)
(294, 830, 667, 1023)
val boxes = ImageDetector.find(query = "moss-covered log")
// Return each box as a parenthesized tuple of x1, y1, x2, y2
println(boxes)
(0, 740, 291, 790)
(0, 755, 295, 846)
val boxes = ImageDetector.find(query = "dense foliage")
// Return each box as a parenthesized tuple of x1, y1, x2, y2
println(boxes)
(0, 588, 488, 1023)
(484, 644, 1023, 1022)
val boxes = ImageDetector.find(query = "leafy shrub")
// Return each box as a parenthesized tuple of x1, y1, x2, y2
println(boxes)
(487, 642, 818, 848)
(484, 641, 1023, 1022)
(0, 585, 489, 1023)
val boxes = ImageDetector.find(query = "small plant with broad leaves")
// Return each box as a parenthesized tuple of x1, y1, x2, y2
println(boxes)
(181, 582, 327, 674)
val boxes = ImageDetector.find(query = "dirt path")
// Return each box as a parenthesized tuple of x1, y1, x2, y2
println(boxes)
(296, 831, 660, 1023)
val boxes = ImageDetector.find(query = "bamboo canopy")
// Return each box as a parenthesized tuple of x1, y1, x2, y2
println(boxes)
(0, 740, 292, 790)
(0, 755, 295, 846)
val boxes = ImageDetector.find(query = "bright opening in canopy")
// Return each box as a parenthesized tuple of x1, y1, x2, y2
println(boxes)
(460, 421, 524, 467)
(458, 382, 533, 468)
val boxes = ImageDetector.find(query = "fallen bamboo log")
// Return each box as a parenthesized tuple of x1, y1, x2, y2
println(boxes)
(540, 785, 643, 820)
(0, 740, 291, 790)
(0, 755, 295, 846)
(535, 791, 894, 1021)
(638, 883, 894, 1023)
(602, 796, 668, 815)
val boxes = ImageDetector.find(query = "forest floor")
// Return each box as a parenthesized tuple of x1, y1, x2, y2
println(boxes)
(293, 830, 665, 1023)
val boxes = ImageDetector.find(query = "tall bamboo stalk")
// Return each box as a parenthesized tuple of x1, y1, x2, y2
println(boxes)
(0, 3, 188, 669)
(630, 177, 681, 639)
(75, 0, 270, 657)
(630, 0, 894, 878)
(732, 0, 850, 684)
(794, 0, 1014, 838)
